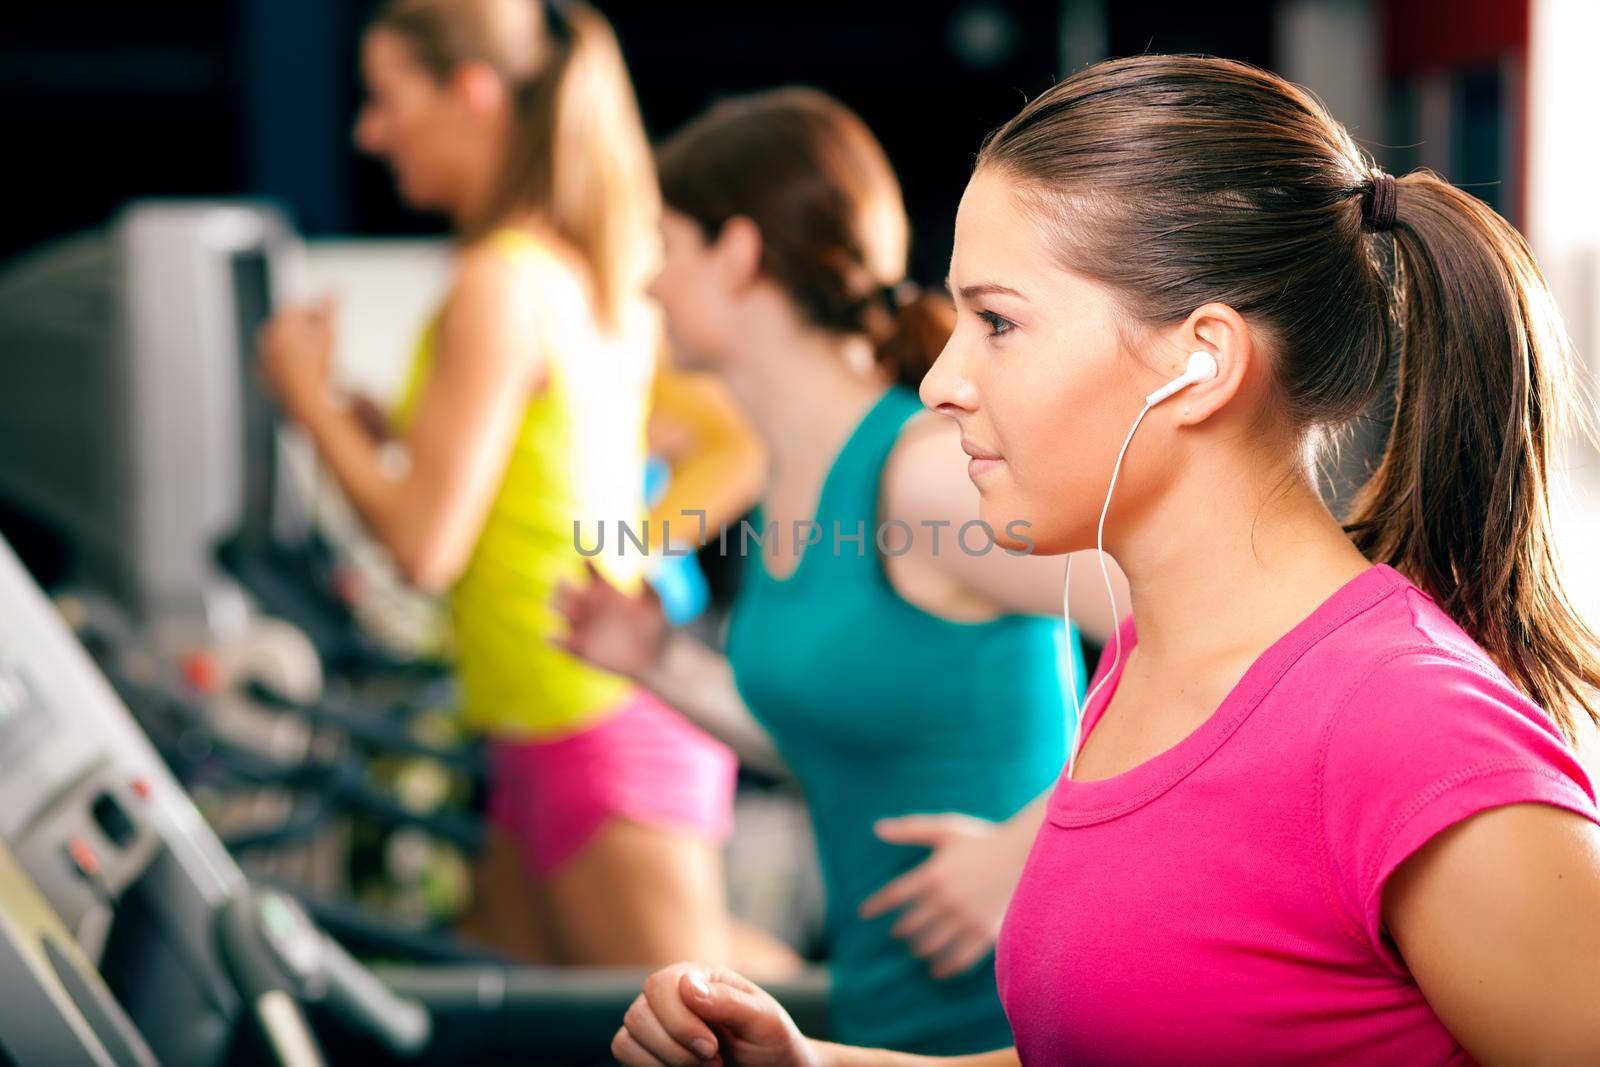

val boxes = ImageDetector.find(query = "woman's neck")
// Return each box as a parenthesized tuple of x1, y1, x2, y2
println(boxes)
(456, 206, 550, 245)
(719, 307, 888, 490)
(447, 132, 512, 235)
(1110, 443, 1374, 679)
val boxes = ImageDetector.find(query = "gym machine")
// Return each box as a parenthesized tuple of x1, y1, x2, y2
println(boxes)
(0, 533, 829, 1067)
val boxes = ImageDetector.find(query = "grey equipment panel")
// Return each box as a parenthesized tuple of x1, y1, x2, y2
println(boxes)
(0, 536, 250, 1067)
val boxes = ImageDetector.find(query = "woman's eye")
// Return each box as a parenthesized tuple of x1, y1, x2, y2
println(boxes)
(978, 310, 1015, 337)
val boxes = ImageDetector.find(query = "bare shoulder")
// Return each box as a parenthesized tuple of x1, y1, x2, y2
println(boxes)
(435, 236, 552, 380)
(881, 410, 972, 526)
(449, 239, 533, 311)
(456, 228, 575, 292)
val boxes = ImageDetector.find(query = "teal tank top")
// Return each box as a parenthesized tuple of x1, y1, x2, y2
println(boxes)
(725, 385, 1081, 1054)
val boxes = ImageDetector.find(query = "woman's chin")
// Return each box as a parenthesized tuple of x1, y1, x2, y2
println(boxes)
(665, 338, 716, 371)
(1005, 531, 1071, 557)
(988, 512, 1081, 558)
(394, 176, 447, 215)
(976, 505, 1050, 557)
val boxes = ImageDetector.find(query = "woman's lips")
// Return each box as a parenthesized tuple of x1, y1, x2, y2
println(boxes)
(962, 440, 1005, 480)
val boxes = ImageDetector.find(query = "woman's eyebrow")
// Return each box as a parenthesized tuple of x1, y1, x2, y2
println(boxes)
(947, 277, 1028, 302)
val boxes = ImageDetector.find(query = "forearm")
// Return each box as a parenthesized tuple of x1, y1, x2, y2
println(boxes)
(297, 394, 471, 592)
(811, 1041, 1018, 1067)
(648, 447, 765, 547)
(647, 369, 766, 543)
(640, 630, 789, 777)
(298, 394, 410, 546)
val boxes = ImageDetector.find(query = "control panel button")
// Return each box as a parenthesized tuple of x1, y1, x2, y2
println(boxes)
(66, 836, 101, 880)
(181, 650, 223, 695)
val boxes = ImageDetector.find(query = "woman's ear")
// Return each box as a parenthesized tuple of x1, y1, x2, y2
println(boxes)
(713, 216, 764, 292)
(451, 59, 507, 120)
(1164, 301, 1252, 425)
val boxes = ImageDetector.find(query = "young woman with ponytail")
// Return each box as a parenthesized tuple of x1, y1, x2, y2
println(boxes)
(256, 0, 794, 971)
(554, 88, 1126, 1055)
(609, 57, 1600, 1067)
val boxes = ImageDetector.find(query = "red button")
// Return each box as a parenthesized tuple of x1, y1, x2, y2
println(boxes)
(181, 650, 224, 695)
(130, 777, 152, 800)
(67, 837, 101, 879)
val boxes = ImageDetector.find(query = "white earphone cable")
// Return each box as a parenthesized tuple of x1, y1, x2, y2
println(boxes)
(1063, 399, 1156, 781)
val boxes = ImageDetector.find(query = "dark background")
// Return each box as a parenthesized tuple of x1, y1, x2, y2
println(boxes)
(0, 0, 1537, 616)
(0, 0, 1282, 285)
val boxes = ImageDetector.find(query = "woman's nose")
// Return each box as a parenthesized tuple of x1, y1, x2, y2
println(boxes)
(918, 336, 975, 415)
(352, 110, 380, 154)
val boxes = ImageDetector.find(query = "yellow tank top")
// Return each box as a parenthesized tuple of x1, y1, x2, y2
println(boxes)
(394, 229, 656, 738)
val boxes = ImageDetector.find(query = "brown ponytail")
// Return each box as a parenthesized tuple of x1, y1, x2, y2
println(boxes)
(859, 285, 957, 389)
(1345, 171, 1600, 739)
(657, 87, 951, 387)
(980, 55, 1599, 741)
(371, 0, 658, 331)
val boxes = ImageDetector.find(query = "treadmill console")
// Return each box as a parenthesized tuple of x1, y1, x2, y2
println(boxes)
(0, 540, 245, 1067)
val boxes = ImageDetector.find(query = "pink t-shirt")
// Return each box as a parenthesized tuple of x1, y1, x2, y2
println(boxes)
(996, 563, 1599, 1065)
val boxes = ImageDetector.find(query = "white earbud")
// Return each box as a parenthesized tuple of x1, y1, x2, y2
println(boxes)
(1143, 350, 1218, 407)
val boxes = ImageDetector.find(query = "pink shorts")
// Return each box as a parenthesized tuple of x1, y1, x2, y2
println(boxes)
(487, 688, 737, 879)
